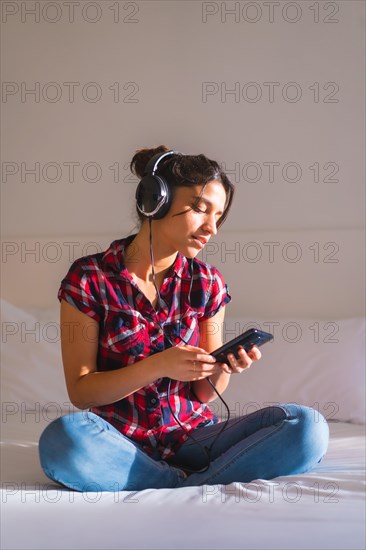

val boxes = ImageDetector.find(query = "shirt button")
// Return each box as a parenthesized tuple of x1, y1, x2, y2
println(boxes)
(150, 397, 157, 405)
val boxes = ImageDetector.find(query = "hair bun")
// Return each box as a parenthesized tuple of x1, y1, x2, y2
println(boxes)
(130, 145, 170, 179)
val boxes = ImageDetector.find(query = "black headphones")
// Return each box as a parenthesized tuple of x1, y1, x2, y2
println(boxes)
(135, 150, 179, 219)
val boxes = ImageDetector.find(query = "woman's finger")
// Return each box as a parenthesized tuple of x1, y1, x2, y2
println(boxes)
(247, 346, 262, 361)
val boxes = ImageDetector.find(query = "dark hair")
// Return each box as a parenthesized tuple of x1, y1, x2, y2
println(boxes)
(130, 145, 235, 228)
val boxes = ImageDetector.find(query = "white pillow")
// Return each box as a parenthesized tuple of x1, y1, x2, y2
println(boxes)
(1, 299, 365, 424)
(0, 299, 75, 415)
(211, 317, 366, 424)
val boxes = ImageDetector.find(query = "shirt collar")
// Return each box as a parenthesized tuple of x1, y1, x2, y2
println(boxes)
(101, 235, 190, 279)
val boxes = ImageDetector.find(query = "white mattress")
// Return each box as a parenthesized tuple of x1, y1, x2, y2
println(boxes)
(1, 417, 365, 550)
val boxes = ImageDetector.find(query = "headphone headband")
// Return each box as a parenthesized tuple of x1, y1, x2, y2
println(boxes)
(144, 150, 178, 176)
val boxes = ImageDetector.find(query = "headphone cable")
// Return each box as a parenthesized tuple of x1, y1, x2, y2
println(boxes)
(148, 217, 231, 474)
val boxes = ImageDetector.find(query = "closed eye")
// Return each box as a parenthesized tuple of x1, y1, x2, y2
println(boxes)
(191, 204, 207, 214)
(191, 196, 223, 218)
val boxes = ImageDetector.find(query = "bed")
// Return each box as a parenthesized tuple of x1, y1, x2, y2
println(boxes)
(1, 230, 365, 550)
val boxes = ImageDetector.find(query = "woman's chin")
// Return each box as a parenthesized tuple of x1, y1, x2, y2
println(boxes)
(182, 248, 201, 260)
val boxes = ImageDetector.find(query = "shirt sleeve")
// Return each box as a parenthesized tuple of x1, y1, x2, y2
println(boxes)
(57, 257, 103, 323)
(201, 265, 231, 320)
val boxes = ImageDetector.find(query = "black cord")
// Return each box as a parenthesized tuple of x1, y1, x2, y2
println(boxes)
(149, 218, 163, 308)
(166, 377, 231, 474)
(148, 218, 231, 474)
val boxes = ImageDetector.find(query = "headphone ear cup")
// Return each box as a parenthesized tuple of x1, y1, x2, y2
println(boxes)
(151, 176, 171, 219)
(135, 175, 171, 218)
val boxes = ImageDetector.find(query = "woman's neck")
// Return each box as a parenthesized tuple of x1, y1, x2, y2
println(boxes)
(124, 224, 177, 283)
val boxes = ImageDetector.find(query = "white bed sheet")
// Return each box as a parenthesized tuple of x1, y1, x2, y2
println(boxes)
(1, 416, 365, 550)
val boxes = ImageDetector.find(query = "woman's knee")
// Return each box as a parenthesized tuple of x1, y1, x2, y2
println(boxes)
(38, 412, 95, 475)
(282, 403, 330, 465)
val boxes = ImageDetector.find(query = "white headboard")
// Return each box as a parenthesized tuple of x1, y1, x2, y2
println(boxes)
(1, 229, 364, 319)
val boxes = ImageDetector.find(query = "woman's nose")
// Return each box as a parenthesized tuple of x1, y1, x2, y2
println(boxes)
(203, 215, 218, 235)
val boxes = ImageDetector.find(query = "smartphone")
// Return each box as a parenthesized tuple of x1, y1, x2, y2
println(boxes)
(212, 328, 273, 364)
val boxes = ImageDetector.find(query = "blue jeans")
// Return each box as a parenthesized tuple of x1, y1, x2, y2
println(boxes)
(38, 404, 329, 492)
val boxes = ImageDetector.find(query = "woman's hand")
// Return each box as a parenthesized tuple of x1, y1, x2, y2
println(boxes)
(156, 344, 262, 382)
(221, 345, 262, 374)
(157, 344, 222, 382)
(187, 345, 262, 403)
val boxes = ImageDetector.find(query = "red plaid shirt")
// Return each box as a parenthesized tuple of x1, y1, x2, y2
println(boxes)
(58, 235, 231, 459)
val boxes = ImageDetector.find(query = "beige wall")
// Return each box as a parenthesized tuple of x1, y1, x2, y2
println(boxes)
(2, 1, 364, 237)
(1, 1, 365, 318)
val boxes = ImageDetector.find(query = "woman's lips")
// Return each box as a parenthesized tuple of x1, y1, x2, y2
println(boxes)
(192, 236, 208, 248)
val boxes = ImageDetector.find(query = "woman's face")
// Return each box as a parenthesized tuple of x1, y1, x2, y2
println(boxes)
(155, 180, 227, 258)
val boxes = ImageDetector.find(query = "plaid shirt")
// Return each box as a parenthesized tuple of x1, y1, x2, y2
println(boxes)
(58, 235, 231, 459)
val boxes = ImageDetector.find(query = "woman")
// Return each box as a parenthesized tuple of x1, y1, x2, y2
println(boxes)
(39, 145, 329, 492)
